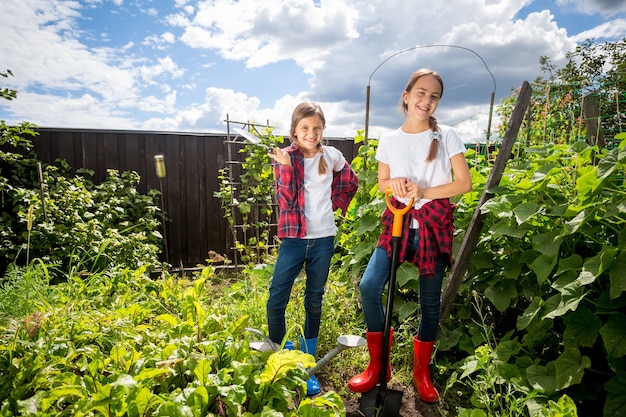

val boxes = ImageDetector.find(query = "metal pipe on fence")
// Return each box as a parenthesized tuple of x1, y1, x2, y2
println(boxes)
(154, 155, 170, 265)
(37, 162, 48, 222)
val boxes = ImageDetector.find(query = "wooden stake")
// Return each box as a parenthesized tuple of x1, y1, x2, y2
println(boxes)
(440, 81, 533, 321)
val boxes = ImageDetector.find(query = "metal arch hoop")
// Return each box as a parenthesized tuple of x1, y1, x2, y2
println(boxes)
(364, 44, 497, 144)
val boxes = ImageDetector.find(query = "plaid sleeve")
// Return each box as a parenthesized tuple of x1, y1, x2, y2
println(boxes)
(331, 161, 359, 214)
(274, 153, 306, 238)
(415, 199, 455, 277)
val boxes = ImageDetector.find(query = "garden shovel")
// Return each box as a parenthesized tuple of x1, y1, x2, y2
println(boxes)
(359, 190, 413, 417)
(233, 127, 273, 151)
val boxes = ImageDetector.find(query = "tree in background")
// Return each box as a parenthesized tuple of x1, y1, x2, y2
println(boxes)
(497, 38, 626, 149)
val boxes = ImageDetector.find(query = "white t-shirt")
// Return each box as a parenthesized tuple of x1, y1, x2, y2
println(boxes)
(303, 146, 346, 239)
(376, 126, 466, 210)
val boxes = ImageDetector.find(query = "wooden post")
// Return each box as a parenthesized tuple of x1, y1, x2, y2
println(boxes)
(440, 81, 533, 321)
(582, 92, 605, 148)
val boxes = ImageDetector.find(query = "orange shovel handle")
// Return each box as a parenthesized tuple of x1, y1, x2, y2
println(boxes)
(385, 189, 414, 238)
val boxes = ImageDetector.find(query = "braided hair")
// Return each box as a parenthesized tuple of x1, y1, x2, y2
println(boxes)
(399, 68, 444, 162)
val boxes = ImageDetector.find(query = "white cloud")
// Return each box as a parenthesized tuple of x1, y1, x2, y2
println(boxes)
(140, 57, 185, 85)
(176, 0, 359, 71)
(571, 18, 626, 42)
(143, 32, 176, 50)
(556, 0, 626, 16)
(1, 0, 625, 142)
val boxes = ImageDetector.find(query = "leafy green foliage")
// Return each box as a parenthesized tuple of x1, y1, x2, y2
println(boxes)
(1, 70, 39, 277)
(439, 140, 626, 416)
(2, 164, 163, 277)
(2, 71, 162, 278)
(0, 266, 346, 416)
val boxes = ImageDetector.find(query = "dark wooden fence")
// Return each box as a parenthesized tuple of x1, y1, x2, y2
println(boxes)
(32, 128, 360, 269)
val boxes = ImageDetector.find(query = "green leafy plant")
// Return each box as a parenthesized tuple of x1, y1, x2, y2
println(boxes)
(437, 139, 626, 417)
(0, 266, 346, 416)
(6, 166, 163, 276)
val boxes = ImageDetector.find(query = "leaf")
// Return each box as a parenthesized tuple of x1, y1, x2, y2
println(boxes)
(260, 350, 314, 384)
(396, 262, 418, 288)
(502, 252, 523, 279)
(484, 280, 517, 312)
(155, 313, 180, 326)
(544, 284, 585, 320)
(562, 307, 602, 348)
(193, 357, 214, 386)
(555, 254, 583, 277)
(228, 315, 250, 336)
(575, 166, 598, 198)
(355, 213, 381, 234)
(604, 373, 626, 417)
(135, 368, 173, 382)
(577, 246, 618, 286)
(490, 219, 529, 238)
(457, 409, 488, 417)
(187, 385, 210, 410)
(216, 384, 247, 416)
(517, 296, 543, 331)
(526, 364, 556, 394)
(531, 162, 558, 183)
(599, 314, 626, 358)
(554, 347, 590, 390)
(609, 250, 626, 299)
(127, 387, 161, 417)
(298, 392, 346, 415)
(399, 301, 418, 323)
(597, 147, 618, 179)
(459, 357, 479, 379)
(41, 385, 87, 411)
(563, 210, 587, 235)
(531, 254, 557, 285)
(532, 231, 562, 258)
(480, 197, 513, 218)
(514, 202, 540, 225)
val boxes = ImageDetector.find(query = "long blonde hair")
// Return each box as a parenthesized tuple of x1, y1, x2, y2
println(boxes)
(399, 68, 444, 162)
(290, 102, 328, 174)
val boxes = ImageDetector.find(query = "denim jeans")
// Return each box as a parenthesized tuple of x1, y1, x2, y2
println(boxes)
(266, 236, 335, 343)
(359, 229, 446, 341)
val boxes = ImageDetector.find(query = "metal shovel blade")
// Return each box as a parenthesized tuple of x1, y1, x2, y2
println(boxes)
(233, 128, 272, 150)
(358, 385, 403, 417)
(357, 191, 411, 417)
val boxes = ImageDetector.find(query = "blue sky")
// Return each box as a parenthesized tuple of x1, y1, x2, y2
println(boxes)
(1, 0, 626, 142)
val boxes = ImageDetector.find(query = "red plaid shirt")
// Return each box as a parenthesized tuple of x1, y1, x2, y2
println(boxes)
(377, 197, 455, 277)
(274, 143, 358, 238)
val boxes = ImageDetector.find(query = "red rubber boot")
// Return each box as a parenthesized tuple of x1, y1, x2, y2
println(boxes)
(347, 329, 393, 393)
(413, 336, 440, 402)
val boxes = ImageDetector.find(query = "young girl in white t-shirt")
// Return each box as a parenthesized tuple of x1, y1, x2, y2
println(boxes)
(348, 69, 471, 403)
(267, 102, 358, 396)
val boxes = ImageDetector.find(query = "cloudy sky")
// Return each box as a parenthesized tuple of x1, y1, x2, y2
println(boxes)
(1, 0, 626, 142)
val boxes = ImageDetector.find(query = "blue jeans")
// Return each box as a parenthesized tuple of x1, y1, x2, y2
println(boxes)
(266, 236, 335, 343)
(359, 229, 446, 342)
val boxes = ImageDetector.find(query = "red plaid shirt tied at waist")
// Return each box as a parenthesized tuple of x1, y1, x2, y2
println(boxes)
(377, 197, 455, 277)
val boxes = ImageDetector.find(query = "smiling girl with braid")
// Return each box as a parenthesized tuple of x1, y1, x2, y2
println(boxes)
(348, 68, 471, 402)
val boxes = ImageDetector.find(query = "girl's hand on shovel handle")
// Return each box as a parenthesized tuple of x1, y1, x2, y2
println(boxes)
(388, 177, 422, 200)
(385, 188, 413, 238)
(388, 177, 409, 198)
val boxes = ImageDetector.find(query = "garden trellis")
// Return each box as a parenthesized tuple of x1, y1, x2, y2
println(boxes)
(506, 77, 626, 151)
(220, 117, 281, 267)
